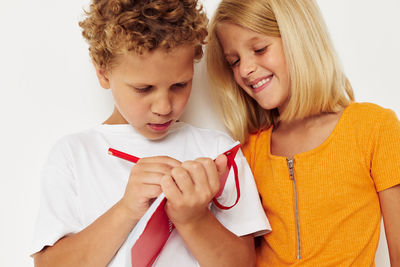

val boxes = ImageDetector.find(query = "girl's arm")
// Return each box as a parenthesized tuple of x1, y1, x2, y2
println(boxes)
(379, 184, 400, 266)
(161, 155, 256, 267)
(34, 156, 181, 267)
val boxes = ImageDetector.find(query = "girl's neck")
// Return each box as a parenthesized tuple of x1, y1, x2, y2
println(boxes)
(276, 112, 334, 132)
(270, 110, 344, 158)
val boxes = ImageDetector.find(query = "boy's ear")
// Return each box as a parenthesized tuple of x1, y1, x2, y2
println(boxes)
(93, 62, 111, 89)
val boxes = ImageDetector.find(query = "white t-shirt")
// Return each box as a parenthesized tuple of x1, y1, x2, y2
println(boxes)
(31, 122, 270, 266)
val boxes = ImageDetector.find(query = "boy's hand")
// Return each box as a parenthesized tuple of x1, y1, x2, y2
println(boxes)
(119, 156, 181, 221)
(161, 154, 228, 226)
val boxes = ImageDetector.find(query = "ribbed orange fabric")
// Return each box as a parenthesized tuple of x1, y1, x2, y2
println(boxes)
(242, 103, 400, 266)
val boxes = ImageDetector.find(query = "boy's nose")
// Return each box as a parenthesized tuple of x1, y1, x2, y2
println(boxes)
(151, 93, 172, 116)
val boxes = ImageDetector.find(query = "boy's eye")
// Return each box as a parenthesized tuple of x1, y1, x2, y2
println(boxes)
(134, 86, 152, 92)
(172, 82, 188, 89)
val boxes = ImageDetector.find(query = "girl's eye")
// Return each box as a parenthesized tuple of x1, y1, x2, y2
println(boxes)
(255, 46, 267, 53)
(230, 59, 240, 67)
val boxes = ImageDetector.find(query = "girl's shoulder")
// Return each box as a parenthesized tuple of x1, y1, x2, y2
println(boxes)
(347, 102, 392, 116)
(242, 127, 273, 162)
(336, 102, 400, 152)
(343, 102, 399, 128)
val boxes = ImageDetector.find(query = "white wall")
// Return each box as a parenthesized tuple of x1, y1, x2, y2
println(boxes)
(0, 0, 398, 266)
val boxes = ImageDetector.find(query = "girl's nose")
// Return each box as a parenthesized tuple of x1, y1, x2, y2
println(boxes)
(239, 57, 257, 78)
(151, 92, 172, 116)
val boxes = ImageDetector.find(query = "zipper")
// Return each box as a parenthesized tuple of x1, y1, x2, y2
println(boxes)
(287, 158, 301, 260)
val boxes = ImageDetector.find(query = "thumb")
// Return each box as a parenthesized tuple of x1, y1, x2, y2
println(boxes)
(215, 154, 228, 177)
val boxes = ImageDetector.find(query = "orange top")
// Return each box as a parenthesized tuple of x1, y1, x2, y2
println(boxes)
(242, 103, 400, 266)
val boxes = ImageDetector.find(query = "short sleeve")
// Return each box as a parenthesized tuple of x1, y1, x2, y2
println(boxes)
(371, 109, 400, 192)
(211, 147, 271, 237)
(30, 139, 83, 255)
(241, 144, 251, 166)
(242, 134, 257, 171)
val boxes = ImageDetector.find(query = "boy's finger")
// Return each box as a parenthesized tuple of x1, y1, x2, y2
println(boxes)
(133, 171, 164, 185)
(182, 160, 211, 194)
(215, 154, 228, 177)
(161, 174, 182, 202)
(190, 158, 218, 194)
(170, 166, 194, 194)
(214, 154, 229, 196)
(143, 184, 163, 199)
(134, 162, 176, 176)
(138, 156, 182, 167)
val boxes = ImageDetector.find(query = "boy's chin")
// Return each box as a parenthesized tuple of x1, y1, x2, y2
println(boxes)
(145, 133, 168, 141)
(138, 128, 170, 141)
(132, 120, 177, 140)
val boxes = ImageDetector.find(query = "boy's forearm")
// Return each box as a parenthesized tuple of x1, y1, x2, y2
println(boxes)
(34, 201, 139, 267)
(175, 210, 256, 267)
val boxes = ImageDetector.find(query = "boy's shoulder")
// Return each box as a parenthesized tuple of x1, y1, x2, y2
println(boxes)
(167, 122, 237, 158)
(51, 126, 100, 148)
(49, 123, 238, 160)
(53, 122, 235, 145)
(44, 126, 100, 161)
(170, 122, 235, 144)
(172, 121, 232, 139)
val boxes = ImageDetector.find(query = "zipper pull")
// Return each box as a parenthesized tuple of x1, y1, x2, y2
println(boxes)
(287, 158, 294, 180)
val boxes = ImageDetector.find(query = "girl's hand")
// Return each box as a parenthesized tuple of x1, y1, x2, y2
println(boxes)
(161, 154, 228, 226)
(119, 156, 181, 221)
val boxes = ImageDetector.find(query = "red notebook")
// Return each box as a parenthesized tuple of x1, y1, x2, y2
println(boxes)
(108, 142, 241, 267)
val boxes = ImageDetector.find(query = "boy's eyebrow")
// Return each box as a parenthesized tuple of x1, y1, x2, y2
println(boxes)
(126, 82, 151, 87)
(176, 77, 193, 83)
(125, 77, 193, 87)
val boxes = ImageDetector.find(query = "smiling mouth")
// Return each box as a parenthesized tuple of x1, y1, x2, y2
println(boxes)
(251, 75, 273, 90)
(148, 120, 173, 131)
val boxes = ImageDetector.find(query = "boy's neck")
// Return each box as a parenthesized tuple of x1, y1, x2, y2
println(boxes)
(103, 107, 129, 125)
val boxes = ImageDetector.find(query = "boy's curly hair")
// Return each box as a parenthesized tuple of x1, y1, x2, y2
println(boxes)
(79, 0, 208, 70)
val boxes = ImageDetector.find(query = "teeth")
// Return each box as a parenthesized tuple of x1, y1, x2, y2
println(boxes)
(251, 77, 272, 89)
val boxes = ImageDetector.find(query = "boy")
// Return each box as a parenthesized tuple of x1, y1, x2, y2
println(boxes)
(31, 0, 270, 266)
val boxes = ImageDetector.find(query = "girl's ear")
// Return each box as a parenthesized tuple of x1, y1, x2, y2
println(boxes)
(93, 62, 111, 89)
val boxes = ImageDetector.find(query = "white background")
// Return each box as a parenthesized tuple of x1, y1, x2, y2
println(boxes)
(1, 0, 399, 266)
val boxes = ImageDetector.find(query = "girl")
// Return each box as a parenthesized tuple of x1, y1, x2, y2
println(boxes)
(206, 0, 400, 266)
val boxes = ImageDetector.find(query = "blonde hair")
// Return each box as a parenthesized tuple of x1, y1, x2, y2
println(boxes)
(207, 0, 354, 143)
(79, 0, 208, 70)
